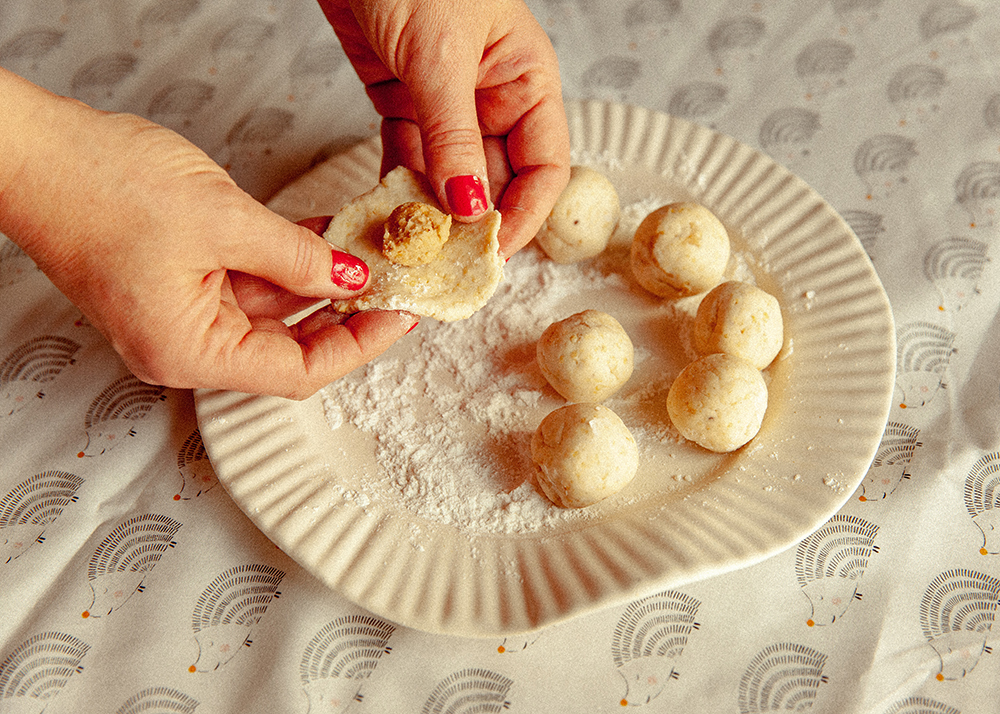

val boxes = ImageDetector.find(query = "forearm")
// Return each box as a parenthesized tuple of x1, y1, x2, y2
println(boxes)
(0, 68, 234, 299)
(0, 69, 99, 244)
(0, 68, 124, 283)
(0, 67, 56, 194)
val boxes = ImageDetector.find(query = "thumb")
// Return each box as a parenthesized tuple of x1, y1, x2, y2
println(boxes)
(400, 41, 491, 221)
(226, 206, 369, 298)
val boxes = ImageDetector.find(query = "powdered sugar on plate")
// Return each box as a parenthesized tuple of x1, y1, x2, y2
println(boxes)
(321, 245, 632, 534)
(320, 200, 758, 535)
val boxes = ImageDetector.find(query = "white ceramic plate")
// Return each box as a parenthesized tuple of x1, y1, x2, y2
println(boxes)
(195, 100, 895, 637)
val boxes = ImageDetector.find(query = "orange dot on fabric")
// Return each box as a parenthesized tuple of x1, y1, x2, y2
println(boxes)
(189, 665, 197, 673)
(77, 452, 85, 458)
(859, 496, 867, 502)
(621, 699, 629, 707)
(174, 494, 181, 501)
(81, 611, 89, 618)
(936, 673, 945, 681)
(900, 403, 907, 409)
(982, 548, 989, 555)
(807, 619, 815, 627)
(497, 646, 505, 654)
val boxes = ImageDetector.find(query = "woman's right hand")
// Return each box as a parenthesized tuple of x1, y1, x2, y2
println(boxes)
(318, 0, 571, 258)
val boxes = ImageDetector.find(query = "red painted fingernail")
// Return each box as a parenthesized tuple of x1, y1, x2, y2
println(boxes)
(331, 250, 368, 290)
(406, 318, 420, 334)
(445, 175, 488, 218)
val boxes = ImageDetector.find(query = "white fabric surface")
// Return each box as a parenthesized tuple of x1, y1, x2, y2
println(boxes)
(2, 0, 1000, 712)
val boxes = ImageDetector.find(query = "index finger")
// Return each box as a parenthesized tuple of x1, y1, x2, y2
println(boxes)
(204, 307, 418, 399)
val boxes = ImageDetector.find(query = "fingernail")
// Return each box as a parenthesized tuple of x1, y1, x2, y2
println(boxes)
(331, 250, 368, 290)
(398, 311, 419, 334)
(297, 215, 333, 236)
(445, 175, 488, 218)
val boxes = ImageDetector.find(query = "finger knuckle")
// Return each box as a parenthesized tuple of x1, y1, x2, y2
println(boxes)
(289, 231, 319, 288)
(424, 124, 484, 156)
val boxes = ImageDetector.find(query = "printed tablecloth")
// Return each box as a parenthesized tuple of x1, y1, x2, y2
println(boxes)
(3, 0, 1000, 712)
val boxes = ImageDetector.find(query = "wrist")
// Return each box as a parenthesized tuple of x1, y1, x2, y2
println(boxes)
(0, 69, 108, 254)
(0, 69, 187, 333)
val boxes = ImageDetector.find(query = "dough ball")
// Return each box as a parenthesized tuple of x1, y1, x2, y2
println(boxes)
(667, 353, 768, 453)
(531, 403, 639, 508)
(630, 202, 730, 298)
(535, 166, 620, 263)
(693, 281, 784, 369)
(537, 310, 634, 402)
(383, 201, 451, 266)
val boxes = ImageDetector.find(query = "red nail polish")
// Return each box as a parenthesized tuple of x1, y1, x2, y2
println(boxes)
(331, 250, 368, 290)
(406, 319, 419, 334)
(445, 175, 488, 217)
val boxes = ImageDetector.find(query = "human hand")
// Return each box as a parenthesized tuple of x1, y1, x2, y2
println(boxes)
(319, 0, 571, 258)
(0, 70, 417, 398)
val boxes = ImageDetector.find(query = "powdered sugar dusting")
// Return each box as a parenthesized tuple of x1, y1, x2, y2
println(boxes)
(319, 198, 759, 535)
(321, 246, 636, 534)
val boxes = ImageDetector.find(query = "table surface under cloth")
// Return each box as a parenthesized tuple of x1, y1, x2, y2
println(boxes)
(3, 0, 1000, 712)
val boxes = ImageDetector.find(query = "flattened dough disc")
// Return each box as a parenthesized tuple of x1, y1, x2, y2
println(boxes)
(323, 166, 504, 322)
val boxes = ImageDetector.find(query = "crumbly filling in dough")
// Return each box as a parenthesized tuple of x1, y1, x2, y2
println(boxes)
(382, 201, 452, 266)
(323, 166, 503, 322)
